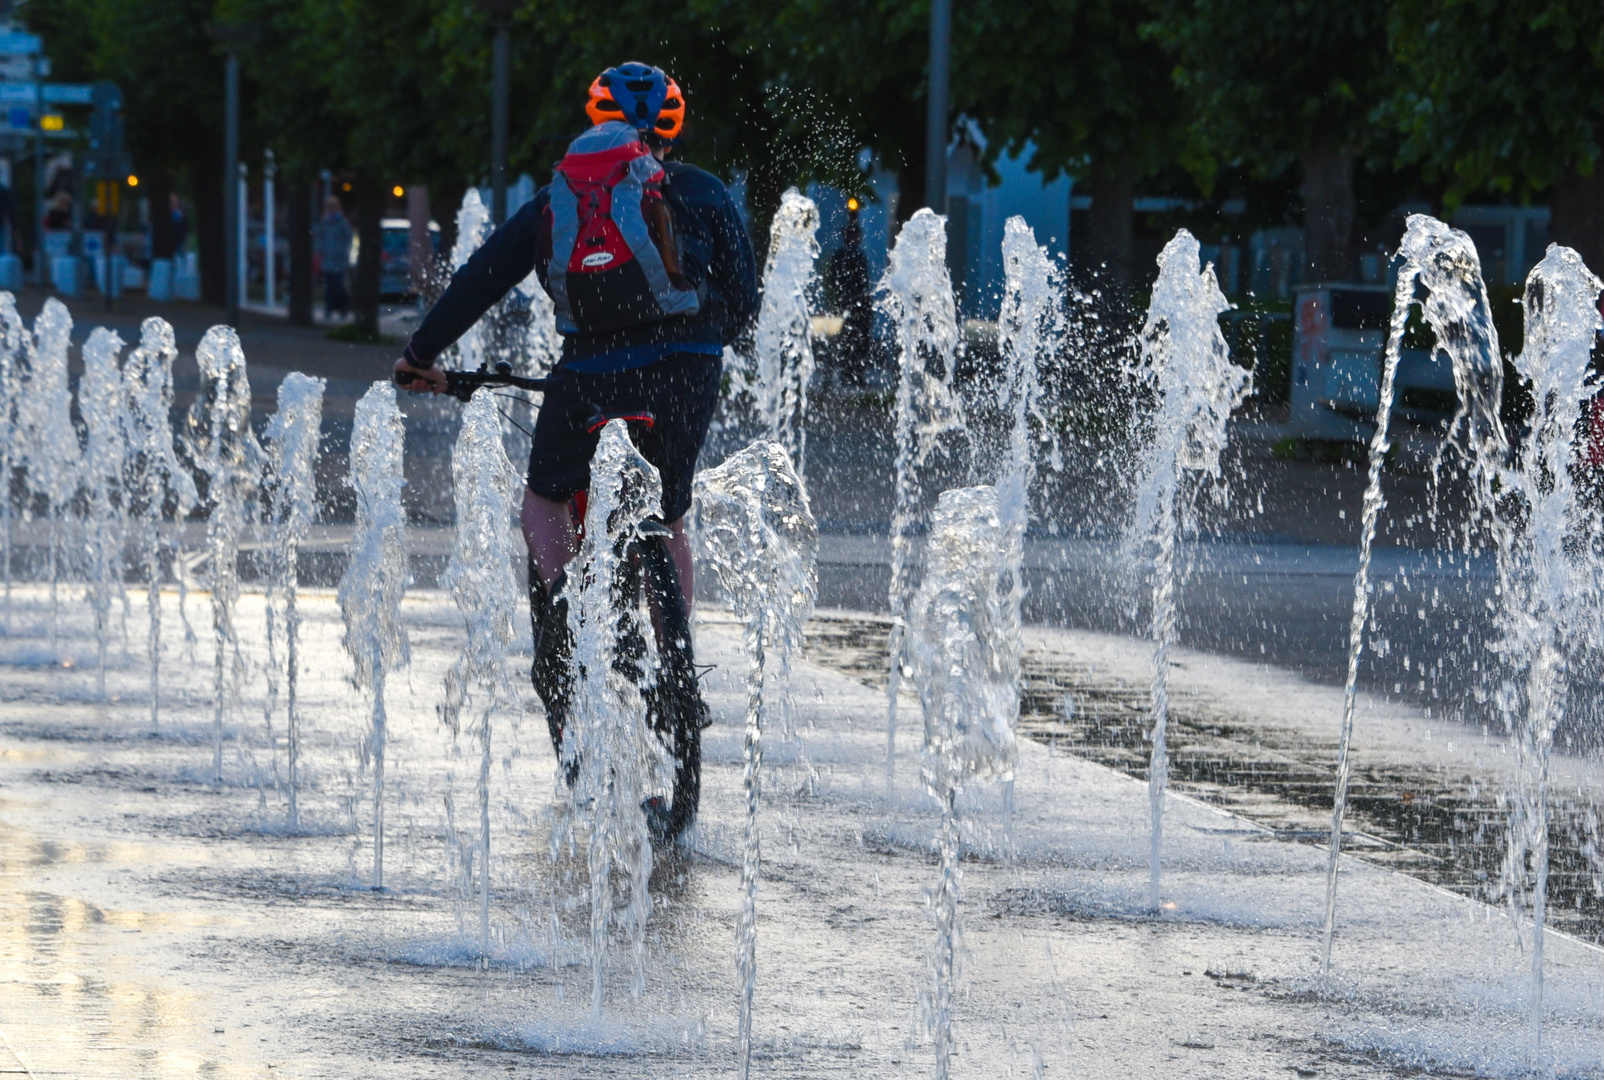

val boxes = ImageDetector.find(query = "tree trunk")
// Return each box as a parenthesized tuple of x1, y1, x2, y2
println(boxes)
(351, 176, 385, 338)
(147, 172, 176, 259)
(194, 150, 226, 307)
(1549, 167, 1604, 275)
(287, 174, 313, 326)
(1301, 141, 1356, 284)
(896, 131, 928, 229)
(745, 165, 785, 267)
(433, 180, 468, 265)
(1082, 152, 1136, 288)
(406, 184, 432, 296)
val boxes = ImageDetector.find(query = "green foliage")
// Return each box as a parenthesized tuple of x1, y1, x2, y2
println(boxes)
(23, 0, 225, 176)
(1147, 0, 1395, 175)
(1386, 0, 1604, 204)
(959, 0, 1181, 181)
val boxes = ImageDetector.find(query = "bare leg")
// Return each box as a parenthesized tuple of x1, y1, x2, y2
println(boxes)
(524, 486, 693, 613)
(521, 488, 577, 589)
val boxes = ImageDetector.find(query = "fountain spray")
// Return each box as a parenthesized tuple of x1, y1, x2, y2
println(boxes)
(995, 216, 1064, 841)
(447, 190, 493, 373)
(1127, 231, 1248, 909)
(1497, 244, 1602, 1056)
(695, 441, 818, 1080)
(880, 208, 966, 796)
(18, 300, 81, 653)
(563, 420, 667, 1019)
(186, 326, 263, 783)
(1322, 216, 1507, 970)
(439, 392, 521, 954)
(80, 328, 129, 699)
(338, 381, 410, 888)
(263, 373, 326, 828)
(753, 188, 820, 470)
(123, 318, 198, 727)
(0, 294, 26, 629)
(908, 485, 1015, 1080)
(495, 266, 558, 462)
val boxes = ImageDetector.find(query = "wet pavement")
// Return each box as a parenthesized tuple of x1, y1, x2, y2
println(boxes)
(803, 613, 1604, 945)
(2, 588, 1602, 1077)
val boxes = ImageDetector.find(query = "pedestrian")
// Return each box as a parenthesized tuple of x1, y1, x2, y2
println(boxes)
(827, 199, 874, 386)
(44, 191, 71, 230)
(169, 192, 188, 253)
(316, 196, 352, 319)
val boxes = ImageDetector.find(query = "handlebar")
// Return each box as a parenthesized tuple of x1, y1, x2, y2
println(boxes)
(395, 361, 555, 403)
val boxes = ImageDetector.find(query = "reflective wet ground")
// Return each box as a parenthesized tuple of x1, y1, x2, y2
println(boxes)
(3, 589, 1602, 1077)
(803, 613, 1604, 944)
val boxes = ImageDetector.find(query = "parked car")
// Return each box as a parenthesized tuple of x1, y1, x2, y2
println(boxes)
(380, 217, 440, 300)
(1287, 283, 1468, 441)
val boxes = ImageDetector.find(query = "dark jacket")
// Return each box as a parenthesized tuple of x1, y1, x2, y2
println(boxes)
(404, 159, 759, 370)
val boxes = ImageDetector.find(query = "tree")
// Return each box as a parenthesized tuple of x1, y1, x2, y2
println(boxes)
(959, 0, 1183, 287)
(1149, 0, 1395, 283)
(24, 0, 234, 303)
(1387, 0, 1604, 271)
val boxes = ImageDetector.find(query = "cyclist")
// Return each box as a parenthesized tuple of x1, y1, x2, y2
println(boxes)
(393, 62, 760, 837)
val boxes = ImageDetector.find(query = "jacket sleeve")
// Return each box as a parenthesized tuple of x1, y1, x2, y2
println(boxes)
(706, 185, 760, 345)
(402, 197, 544, 368)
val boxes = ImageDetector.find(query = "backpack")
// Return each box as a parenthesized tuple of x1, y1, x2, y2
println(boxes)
(544, 121, 700, 335)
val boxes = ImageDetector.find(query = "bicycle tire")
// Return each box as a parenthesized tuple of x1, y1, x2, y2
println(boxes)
(624, 531, 703, 845)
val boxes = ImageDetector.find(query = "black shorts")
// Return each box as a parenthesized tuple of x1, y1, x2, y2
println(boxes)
(526, 352, 723, 522)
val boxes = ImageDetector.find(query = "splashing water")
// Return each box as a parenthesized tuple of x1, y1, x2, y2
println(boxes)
(562, 420, 667, 1019)
(994, 216, 1064, 839)
(80, 327, 129, 698)
(18, 300, 81, 651)
(123, 319, 198, 727)
(446, 188, 554, 459)
(694, 440, 819, 1080)
(1321, 216, 1507, 971)
(447, 190, 494, 374)
(1322, 238, 1423, 971)
(495, 267, 559, 460)
(1499, 244, 1603, 1055)
(263, 373, 325, 828)
(1127, 231, 1248, 909)
(753, 188, 820, 469)
(339, 381, 410, 887)
(186, 327, 263, 782)
(880, 208, 967, 795)
(0, 294, 26, 628)
(439, 392, 522, 953)
(908, 485, 1014, 1080)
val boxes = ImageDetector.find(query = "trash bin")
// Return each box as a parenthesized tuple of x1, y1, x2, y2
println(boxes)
(50, 256, 78, 297)
(0, 253, 23, 291)
(148, 258, 173, 301)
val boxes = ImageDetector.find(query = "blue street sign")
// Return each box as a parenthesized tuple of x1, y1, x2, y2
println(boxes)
(0, 33, 41, 57)
(0, 83, 93, 105)
(43, 84, 92, 105)
(6, 107, 27, 130)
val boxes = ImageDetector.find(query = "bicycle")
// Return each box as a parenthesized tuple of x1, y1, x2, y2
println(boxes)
(398, 362, 705, 844)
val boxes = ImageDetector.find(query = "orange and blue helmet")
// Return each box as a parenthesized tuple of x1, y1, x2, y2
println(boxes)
(586, 62, 685, 142)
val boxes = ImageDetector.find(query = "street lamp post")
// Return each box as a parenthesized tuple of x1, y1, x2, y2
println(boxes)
(31, 53, 43, 285)
(473, 0, 515, 224)
(208, 21, 256, 326)
(924, 0, 952, 216)
(224, 50, 239, 325)
(264, 149, 275, 311)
